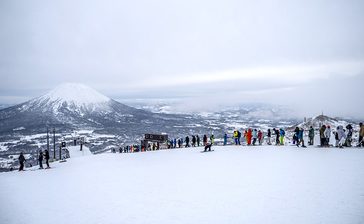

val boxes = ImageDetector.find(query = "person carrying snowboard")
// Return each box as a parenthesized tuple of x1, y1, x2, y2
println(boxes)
(196, 135, 200, 147)
(223, 133, 228, 146)
(279, 128, 285, 145)
(203, 135, 208, 146)
(18, 152, 26, 171)
(267, 129, 272, 145)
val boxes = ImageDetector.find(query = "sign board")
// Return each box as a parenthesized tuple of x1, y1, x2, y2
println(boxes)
(144, 134, 168, 142)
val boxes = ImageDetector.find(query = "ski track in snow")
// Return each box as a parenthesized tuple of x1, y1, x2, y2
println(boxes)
(1, 145, 364, 224)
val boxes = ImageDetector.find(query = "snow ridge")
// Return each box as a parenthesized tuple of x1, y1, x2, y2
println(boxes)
(39, 83, 110, 105)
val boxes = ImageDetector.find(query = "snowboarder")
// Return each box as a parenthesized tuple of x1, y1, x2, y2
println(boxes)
(38, 150, 44, 169)
(44, 149, 50, 168)
(308, 126, 315, 146)
(203, 143, 213, 152)
(223, 133, 228, 146)
(18, 152, 26, 171)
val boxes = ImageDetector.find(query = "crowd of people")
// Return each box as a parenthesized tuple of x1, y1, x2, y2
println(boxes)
(18, 123, 364, 171)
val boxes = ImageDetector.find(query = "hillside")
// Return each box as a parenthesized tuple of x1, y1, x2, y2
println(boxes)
(1, 145, 364, 224)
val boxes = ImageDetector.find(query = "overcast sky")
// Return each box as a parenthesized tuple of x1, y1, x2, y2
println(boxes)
(0, 0, 363, 118)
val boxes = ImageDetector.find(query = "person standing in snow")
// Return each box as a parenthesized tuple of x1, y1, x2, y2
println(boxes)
(297, 128, 306, 148)
(252, 129, 258, 146)
(247, 129, 253, 146)
(185, 136, 190, 148)
(293, 127, 300, 145)
(237, 130, 242, 145)
(358, 123, 364, 147)
(38, 150, 44, 169)
(258, 130, 263, 145)
(345, 124, 353, 147)
(196, 135, 200, 147)
(308, 126, 315, 146)
(223, 133, 228, 146)
(273, 128, 280, 145)
(44, 149, 50, 168)
(267, 129, 272, 145)
(203, 135, 208, 146)
(279, 128, 285, 145)
(319, 125, 326, 147)
(192, 135, 196, 147)
(336, 126, 346, 148)
(233, 130, 238, 145)
(18, 152, 26, 171)
(324, 126, 331, 147)
(210, 134, 215, 145)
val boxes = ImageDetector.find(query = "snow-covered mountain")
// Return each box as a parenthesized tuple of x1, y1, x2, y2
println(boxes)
(0, 83, 218, 161)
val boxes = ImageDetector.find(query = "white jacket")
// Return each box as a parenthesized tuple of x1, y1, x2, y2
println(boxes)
(324, 128, 331, 138)
(337, 126, 346, 140)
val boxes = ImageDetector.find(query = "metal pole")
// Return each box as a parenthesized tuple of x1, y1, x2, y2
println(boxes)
(47, 128, 49, 151)
(59, 145, 62, 160)
(53, 128, 56, 159)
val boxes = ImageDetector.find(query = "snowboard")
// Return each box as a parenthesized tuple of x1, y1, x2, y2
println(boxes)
(200, 150, 214, 153)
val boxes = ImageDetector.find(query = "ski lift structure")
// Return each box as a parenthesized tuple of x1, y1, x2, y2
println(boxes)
(141, 134, 168, 150)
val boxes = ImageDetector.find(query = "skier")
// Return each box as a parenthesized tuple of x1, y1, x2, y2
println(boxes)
(319, 125, 326, 147)
(258, 130, 263, 145)
(38, 150, 44, 169)
(210, 134, 215, 145)
(324, 126, 331, 147)
(185, 136, 190, 147)
(44, 149, 50, 169)
(358, 123, 364, 147)
(279, 128, 285, 145)
(252, 129, 258, 146)
(223, 133, 228, 146)
(308, 126, 315, 146)
(18, 152, 26, 171)
(203, 135, 208, 146)
(267, 129, 272, 145)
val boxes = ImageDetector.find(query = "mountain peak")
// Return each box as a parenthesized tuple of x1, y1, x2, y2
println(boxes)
(39, 83, 110, 105)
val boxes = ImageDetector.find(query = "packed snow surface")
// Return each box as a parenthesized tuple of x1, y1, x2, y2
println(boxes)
(1, 146, 364, 224)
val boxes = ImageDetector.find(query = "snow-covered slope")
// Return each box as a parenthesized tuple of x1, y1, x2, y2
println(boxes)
(1, 145, 363, 224)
